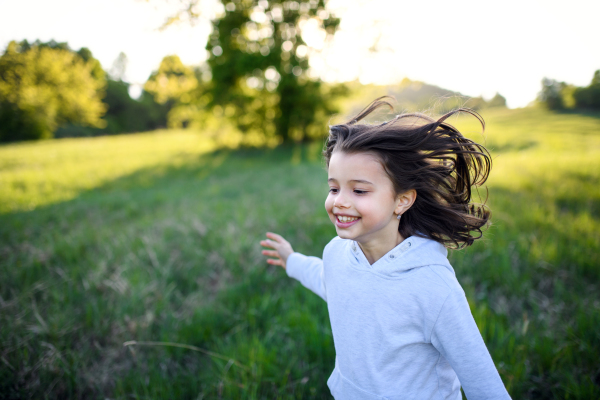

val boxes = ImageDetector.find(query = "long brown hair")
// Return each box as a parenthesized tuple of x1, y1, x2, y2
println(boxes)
(323, 97, 491, 249)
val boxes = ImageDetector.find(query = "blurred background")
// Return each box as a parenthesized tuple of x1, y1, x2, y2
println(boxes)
(0, 0, 599, 398)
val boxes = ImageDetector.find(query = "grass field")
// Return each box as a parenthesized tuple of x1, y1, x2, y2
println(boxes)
(1, 107, 599, 399)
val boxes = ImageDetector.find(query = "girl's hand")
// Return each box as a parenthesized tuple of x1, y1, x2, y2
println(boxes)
(260, 232, 294, 269)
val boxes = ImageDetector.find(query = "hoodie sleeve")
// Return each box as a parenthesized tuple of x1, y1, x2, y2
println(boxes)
(286, 252, 327, 302)
(430, 288, 511, 400)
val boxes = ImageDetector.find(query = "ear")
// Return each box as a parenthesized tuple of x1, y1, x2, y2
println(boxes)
(395, 189, 417, 215)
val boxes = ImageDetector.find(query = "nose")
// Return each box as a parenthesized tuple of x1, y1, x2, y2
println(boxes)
(333, 190, 350, 209)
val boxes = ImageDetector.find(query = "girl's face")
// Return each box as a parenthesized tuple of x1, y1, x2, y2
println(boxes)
(325, 151, 402, 246)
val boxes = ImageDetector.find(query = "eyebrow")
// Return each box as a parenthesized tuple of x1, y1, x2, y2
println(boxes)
(328, 178, 374, 185)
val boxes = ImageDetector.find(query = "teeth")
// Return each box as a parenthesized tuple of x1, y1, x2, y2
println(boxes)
(337, 215, 359, 223)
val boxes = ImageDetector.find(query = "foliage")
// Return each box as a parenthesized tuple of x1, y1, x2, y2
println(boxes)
(56, 52, 170, 138)
(573, 70, 600, 110)
(109, 51, 128, 81)
(537, 72, 600, 112)
(145, 55, 199, 107)
(103, 80, 169, 134)
(176, 0, 345, 142)
(487, 92, 507, 108)
(144, 55, 200, 129)
(0, 107, 599, 398)
(537, 77, 567, 110)
(0, 40, 107, 142)
(55, 81, 170, 138)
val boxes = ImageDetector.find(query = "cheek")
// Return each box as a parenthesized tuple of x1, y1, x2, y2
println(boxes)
(354, 198, 385, 220)
(324, 195, 334, 213)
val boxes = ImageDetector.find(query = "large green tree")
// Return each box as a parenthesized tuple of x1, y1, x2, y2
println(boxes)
(168, 0, 343, 142)
(0, 40, 106, 142)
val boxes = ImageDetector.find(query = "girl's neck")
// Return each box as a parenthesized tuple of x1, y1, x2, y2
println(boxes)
(358, 231, 406, 265)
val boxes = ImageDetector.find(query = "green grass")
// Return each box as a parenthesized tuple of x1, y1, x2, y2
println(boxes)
(0, 107, 599, 399)
(0, 129, 217, 214)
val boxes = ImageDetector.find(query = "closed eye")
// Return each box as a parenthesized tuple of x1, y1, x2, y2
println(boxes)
(354, 190, 367, 194)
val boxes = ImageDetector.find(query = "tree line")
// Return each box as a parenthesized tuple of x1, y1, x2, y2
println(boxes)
(0, 39, 170, 142)
(0, 0, 347, 144)
(538, 71, 600, 111)
(0, 0, 518, 144)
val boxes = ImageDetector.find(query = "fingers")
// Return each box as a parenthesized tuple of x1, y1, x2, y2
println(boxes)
(261, 233, 288, 269)
(261, 233, 287, 248)
(266, 232, 285, 243)
(261, 250, 279, 258)
(266, 258, 285, 267)
(260, 239, 278, 249)
(266, 257, 281, 265)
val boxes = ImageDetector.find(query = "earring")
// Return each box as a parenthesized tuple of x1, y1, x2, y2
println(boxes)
(397, 213, 402, 221)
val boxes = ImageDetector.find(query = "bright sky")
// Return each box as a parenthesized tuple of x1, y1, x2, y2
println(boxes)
(1, 0, 598, 108)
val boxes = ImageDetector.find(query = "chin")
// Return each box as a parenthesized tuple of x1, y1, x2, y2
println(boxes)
(335, 229, 356, 240)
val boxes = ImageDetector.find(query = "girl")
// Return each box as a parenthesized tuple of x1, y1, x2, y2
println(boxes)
(260, 98, 511, 399)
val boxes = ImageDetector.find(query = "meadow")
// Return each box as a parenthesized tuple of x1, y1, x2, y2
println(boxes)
(0, 107, 599, 399)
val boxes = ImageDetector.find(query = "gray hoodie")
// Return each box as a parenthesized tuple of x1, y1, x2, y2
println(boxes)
(286, 235, 511, 400)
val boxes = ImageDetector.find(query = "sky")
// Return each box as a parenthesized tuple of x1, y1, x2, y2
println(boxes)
(1, 0, 598, 108)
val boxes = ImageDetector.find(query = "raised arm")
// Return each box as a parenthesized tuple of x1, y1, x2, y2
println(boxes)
(431, 289, 511, 400)
(260, 232, 327, 302)
(285, 252, 326, 302)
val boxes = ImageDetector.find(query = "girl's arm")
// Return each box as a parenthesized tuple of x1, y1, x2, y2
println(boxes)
(260, 232, 327, 302)
(430, 289, 511, 400)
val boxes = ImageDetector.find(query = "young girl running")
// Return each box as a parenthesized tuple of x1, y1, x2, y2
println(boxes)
(260, 98, 511, 399)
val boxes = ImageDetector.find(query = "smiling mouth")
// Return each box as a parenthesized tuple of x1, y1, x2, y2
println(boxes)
(336, 215, 360, 223)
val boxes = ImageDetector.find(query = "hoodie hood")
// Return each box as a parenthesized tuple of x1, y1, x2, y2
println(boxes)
(346, 235, 455, 278)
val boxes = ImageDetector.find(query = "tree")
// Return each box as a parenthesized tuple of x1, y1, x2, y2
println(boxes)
(144, 55, 199, 128)
(145, 55, 198, 107)
(0, 40, 106, 142)
(166, 0, 343, 142)
(573, 70, 600, 110)
(538, 77, 566, 110)
(55, 51, 169, 138)
(100, 79, 169, 134)
(487, 92, 506, 108)
(109, 52, 129, 81)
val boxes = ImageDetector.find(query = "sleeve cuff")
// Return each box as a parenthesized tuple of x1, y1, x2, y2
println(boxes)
(286, 252, 306, 280)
